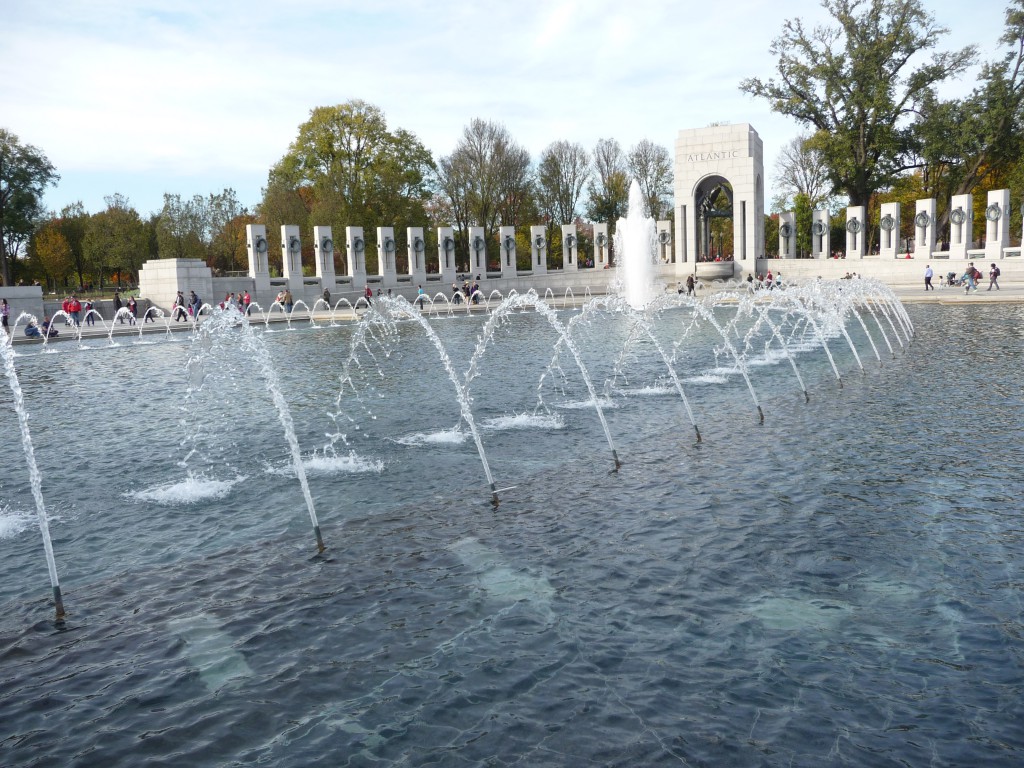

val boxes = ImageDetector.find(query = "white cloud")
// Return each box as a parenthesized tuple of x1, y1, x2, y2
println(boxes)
(0, 0, 1008, 215)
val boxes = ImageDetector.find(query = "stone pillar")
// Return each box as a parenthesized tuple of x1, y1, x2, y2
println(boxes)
(407, 227, 427, 285)
(949, 194, 972, 259)
(313, 226, 336, 285)
(467, 226, 486, 277)
(245, 224, 271, 294)
(561, 225, 579, 271)
(778, 211, 796, 259)
(654, 220, 672, 264)
(530, 225, 548, 274)
(437, 227, 457, 283)
(879, 203, 900, 259)
(346, 226, 367, 292)
(281, 225, 303, 290)
(376, 227, 398, 287)
(593, 224, 610, 269)
(845, 206, 866, 259)
(914, 199, 937, 257)
(811, 210, 830, 259)
(499, 226, 518, 279)
(138, 258, 214, 315)
(985, 189, 1010, 261)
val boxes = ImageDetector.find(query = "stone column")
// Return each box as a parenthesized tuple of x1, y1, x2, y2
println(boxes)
(407, 227, 427, 285)
(499, 226, 517, 279)
(376, 227, 398, 288)
(653, 220, 670, 264)
(593, 224, 610, 269)
(878, 203, 900, 259)
(530, 225, 548, 274)
(561, 224, 579, 271)
(914, 199, 937, 257)
(949, 194, 972, 259)
(811, 210, 830, 259)
(985, 189, 1010, 261)
(778, 212, 796, 259)
(245, 224, 271, 295)
(845, 206, 866, 259)
(467, 227, 486, 277)
(281, 225, 303, 291)
(313, 226, 336, 285)
(437, 227, 457, 283)
(346, 226, 367, 292)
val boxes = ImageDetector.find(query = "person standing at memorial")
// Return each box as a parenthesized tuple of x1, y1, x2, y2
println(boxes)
(1, 298, 10, 334)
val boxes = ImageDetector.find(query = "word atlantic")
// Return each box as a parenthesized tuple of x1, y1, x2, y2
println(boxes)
(685, 149, 741, 162)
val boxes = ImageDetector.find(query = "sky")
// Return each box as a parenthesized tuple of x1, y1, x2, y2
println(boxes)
(1, 0, 1009, 218)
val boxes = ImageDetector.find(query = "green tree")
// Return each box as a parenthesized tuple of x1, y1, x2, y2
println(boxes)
(0, 128, 59, 285)
(740, 0, 975, 208)
(268, 100, 435, 270)
(157, 193, 206, 260)
(912, 2, 1024, 225)
(55, 202, 89, 288)
(793, 193, 814, 257)
(84, 194, 148, 288)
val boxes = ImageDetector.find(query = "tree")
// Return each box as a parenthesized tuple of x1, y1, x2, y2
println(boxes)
(627, 139, 672, 219)
(772, 134, 835, 212)
(31, 222, 73, 291)
(740, 0, 976, 207)
(537, 141, 591, 225)
(55, 202, 89, 288)
(436, 119, 534, 263)
(912, 1, 1024, 223)
(206, 189, 251, 273)
(268, 100, 435, 267)
(157, 193, 206, 260)
(84, 194, 148, 288)
(0, 129, 59, 285)
(585, 138, 629, 248)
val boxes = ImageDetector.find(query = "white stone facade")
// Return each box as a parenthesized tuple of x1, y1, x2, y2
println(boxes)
(674, 123, 764, 277)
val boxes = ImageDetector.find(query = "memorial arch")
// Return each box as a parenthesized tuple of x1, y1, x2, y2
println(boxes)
(673, 124, 764, 278)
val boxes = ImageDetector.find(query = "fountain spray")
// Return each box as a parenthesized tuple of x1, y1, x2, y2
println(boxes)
(1, 331, 66, 622)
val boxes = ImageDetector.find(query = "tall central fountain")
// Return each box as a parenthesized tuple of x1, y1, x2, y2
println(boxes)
(616, 179, 658, 308)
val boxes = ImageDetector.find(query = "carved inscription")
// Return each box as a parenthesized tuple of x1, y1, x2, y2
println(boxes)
(685, 149, 741, 162)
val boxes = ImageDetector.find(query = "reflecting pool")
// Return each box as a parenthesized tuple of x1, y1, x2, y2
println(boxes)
(1, 289, 1021, 766)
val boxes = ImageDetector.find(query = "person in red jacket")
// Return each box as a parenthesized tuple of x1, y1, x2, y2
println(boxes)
(68, 296, 82, 326)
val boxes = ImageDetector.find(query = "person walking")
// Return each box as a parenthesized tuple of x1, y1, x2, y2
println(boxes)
(962, 263, 978, 293)
(173, 291, 187, 321)
(988, 263, 1001, 291)
(924, 264, 934, 291)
